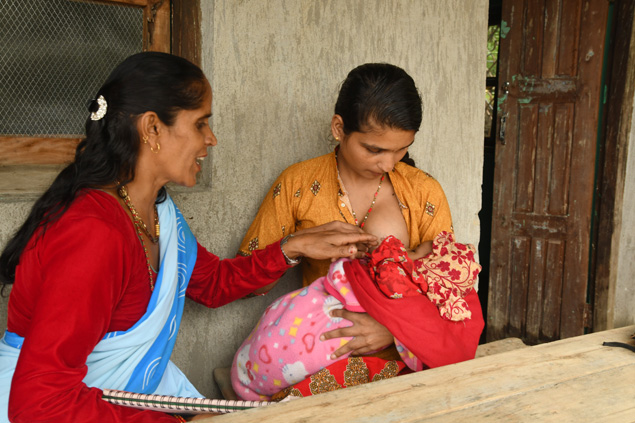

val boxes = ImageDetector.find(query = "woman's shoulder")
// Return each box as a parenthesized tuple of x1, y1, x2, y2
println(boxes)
(393, 162, 444, 190)
(276, 151, 335, 181)
(55, 189, 131, 237)
(30, 189, 135, 262)
(70, 188, 122, 215)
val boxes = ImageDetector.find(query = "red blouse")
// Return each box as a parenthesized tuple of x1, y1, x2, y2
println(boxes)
(6, 190, 290, 423)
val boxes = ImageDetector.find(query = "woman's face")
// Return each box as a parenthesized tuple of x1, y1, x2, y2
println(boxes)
(336, 120, 415, 180)
(159, 80, 217, 187)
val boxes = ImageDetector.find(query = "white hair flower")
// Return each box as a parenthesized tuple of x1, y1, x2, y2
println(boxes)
(90, 95, 108, 121)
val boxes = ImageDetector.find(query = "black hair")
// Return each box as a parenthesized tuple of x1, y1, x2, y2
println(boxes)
(334, 63, 422, 167)
(0, 52, 208, 287)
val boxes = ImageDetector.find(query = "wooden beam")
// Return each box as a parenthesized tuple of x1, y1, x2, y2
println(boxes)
(143, 0, 171, 52)
(172, 0, 202, 65)
(0, 137, 80, 165)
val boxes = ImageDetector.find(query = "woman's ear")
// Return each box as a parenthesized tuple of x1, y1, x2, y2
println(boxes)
(137, 112, 160, 136)
(331, 114, 345, 141)
(136, 111, 161, 150)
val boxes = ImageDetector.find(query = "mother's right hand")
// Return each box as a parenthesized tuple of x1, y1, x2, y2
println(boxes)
(284, 221, 378, 261)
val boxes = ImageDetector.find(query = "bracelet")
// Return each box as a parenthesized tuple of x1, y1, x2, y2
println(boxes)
(174, 415, 187, 422)
(280, 234, 301, 266)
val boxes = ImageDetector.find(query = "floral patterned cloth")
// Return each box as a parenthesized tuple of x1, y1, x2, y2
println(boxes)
(417, 231, 480, 321)
(367, 232, 479, 321)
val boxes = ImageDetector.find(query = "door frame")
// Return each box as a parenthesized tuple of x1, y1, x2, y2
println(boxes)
(592, 0, 635, 331)
(487, 0, 610, 343)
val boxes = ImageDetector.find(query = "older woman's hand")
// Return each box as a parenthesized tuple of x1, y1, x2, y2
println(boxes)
(320, 310, 394, 358)
(283, 221, 378, 261)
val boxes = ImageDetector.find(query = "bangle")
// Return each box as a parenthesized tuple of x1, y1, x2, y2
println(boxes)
(280, 234, 301, 266)
(174, 415, 187, 422)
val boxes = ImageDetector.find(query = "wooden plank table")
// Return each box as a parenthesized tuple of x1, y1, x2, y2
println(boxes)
(206, 325, 635, 422)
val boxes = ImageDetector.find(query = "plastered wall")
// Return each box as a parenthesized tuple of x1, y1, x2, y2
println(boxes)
(169, 0, 488, 398)
(0, 0, 489, 399)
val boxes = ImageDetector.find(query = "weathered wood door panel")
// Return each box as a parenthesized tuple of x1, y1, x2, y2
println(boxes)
(488, 0, 608, 344)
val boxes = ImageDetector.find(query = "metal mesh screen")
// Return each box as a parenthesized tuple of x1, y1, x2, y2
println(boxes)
(0, 0, 143, 136)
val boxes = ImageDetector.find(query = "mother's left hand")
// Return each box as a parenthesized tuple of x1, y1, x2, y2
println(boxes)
(320, 309, 394, 359)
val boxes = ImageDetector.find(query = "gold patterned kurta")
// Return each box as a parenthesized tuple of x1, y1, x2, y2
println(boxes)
(238, 150, 453, 287)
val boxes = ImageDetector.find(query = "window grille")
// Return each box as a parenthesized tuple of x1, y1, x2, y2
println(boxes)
(0, 0, 143, 137)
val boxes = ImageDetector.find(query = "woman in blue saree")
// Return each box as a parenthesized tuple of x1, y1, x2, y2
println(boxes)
(0, 52, 376, 423)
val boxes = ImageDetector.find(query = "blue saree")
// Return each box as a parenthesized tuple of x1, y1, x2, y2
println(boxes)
(0, 195, 201, 422)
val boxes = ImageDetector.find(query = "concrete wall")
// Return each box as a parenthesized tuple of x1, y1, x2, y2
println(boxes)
(168, 0, 488, 398)
(0, 0, 489, 399)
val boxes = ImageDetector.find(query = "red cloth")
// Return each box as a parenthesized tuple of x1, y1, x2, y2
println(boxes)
(7, 190, 290, 423)
(344, 259, 484, 369)
(271, 356, 408, 400)
(273, 236, 484, 399)
(365, 235, 425, 298)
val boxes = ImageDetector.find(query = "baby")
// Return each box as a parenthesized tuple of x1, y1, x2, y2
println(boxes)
(231, 232, 480, 400)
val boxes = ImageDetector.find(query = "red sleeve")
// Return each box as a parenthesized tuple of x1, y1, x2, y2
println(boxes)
(186, 241, 290, 308)
(344, 260, 484, 369)
(9, 217, 177, 423)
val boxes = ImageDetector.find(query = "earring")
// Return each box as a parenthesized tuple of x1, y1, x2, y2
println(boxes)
(143, 135, 159, 153)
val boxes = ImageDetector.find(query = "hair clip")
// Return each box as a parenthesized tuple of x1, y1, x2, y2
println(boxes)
(90, 95, 108, 121)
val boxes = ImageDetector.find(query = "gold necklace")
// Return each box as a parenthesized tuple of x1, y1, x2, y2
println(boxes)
(118, 186, 160, 243)
(335, 149, 386, 229)
(118, 185, 159, 291)
(350, 173, 385, 229)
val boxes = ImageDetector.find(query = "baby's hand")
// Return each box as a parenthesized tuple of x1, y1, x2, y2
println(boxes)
(407, 240, 433, 261)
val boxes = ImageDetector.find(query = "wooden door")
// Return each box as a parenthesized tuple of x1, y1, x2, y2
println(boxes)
(488, 0, 609, 344)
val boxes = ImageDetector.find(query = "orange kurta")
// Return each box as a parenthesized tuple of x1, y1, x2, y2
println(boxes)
(238, 150, 453, 287)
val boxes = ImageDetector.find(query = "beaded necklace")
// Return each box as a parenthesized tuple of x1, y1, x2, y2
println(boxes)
(118, 185, 159, 291)
(335, 149, 386, 229)
(351, 173, 385, 229)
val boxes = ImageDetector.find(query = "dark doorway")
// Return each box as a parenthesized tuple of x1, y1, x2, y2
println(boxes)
(478, 0, 502, 343)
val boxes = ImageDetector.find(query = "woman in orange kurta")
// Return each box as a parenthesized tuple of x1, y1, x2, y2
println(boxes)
(238, 148, 453, 288)
(236, 63, 483, 397)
